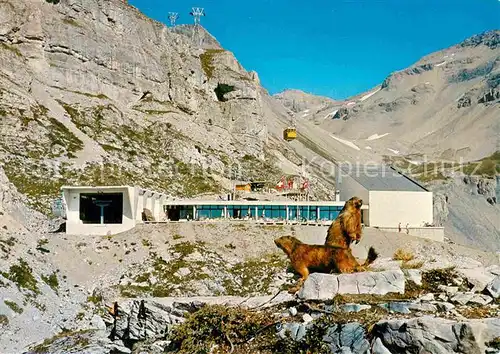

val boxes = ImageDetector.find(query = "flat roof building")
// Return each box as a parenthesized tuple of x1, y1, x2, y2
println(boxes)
(61, 186, 167, 236)
(336, 163, 437, 232)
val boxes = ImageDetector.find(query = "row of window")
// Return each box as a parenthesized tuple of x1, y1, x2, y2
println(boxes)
(167, 205, 343, 221)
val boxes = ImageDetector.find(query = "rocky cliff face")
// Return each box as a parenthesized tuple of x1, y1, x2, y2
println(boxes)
(0, 0, 339, 213)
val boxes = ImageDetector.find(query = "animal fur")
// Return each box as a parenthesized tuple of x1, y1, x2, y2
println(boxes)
(274, 235, 378, 293)
(325, 196, 363, 248)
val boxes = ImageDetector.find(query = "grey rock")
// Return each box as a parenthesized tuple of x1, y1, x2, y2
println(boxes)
(277, 322, 309, 342)
(438, 285, 459, 295)
(127, 300, 179, 341)
(437, 293, 449, 302)
(90, 315, 107, 331)
(373, 316, 500, 354)
(486, 265, 500, 276)
(340, 304, 372, 313)
(486, 276, 500, 298)
(322, 322, 370, 354)
(418, 293, 435, 302)
(379, 301, 437, 314)
(457, 95, 472, 108)
(23, 329, 131, 354)
(175, 267, 191, 277)
(456, 267, 496, 292)
(451, 292, 476, 305)
(302, 313, 313, 323)
(469, 294, 493, 306)
(372, 337, 392, 354)
(434, 301, 455, 312)
(404, 269, 422, 286)
(297, 270, 405, 301)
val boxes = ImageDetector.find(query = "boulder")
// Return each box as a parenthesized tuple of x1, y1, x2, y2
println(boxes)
(322, 322, 370, 354)
(456, 267, 496, 292)
(372, 316, 500, 354)
(297, 270, 405, 301)
(486, 276, 500, 299)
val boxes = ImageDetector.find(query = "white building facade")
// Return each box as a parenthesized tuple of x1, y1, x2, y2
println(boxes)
(335, 164, 443, 242)
(61, 186, 167, 236)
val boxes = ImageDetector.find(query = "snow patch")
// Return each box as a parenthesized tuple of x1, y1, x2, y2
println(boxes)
(408, 160, 420, 165)
(360, 87, 381, 102)
(387, 148, 400, 155)
(302, 109, 310, 113)
(365, 146, 372, 150)
(425, 82, 431, 85)
(302, 113, 309, 118)
(366, 133, 390, 141)
(330, 135, 360, 151)
(346, 102, 356, 107)
(435, 61, 446, 67)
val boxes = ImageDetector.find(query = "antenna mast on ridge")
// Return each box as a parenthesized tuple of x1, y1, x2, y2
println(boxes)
(190, 7, 205, 26)
(168, 12, 179, 27)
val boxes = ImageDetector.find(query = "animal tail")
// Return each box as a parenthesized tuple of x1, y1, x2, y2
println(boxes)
(362, 246, 379, 267)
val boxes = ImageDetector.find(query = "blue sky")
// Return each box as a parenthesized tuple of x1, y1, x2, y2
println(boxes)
(130, 0, 499, 100)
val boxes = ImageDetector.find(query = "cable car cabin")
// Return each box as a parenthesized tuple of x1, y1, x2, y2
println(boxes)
(283, 127, 297, 141)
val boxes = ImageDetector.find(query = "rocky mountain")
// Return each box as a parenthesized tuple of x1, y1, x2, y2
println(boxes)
(273, 89, 339, 117)
(287, 30, 500, 163)
(0, 0, 356, 214)
(276, 30, 500, 252)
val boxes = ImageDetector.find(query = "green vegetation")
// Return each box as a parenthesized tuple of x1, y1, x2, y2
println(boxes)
(487, 337, 500, 350)
(62, 18, 82, 27)
(41, 272, 59, 293)
(199, 49, 225, 79)
(45, 0, 61, 4)
(0, 237, 16, 254)
(4, 300, 23, 314)
(87, 292, 103, 305)
(1, 258, 39, 294)
(31, 330, 92, 353)
(420, 267, 467, 292)
(222, 253, 289, 296)
(462, 151, 500, 177)
(119, 241, 290, 298)
(168, 304, 275, 353)
(50, 86, 108, 99)
(0, 42, 22, 57)
(0, 315, 8, 327)
(387, 151, 500, 182)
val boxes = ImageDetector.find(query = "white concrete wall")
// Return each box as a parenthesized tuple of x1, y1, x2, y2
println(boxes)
(338, 175, 369, 204)
(64, 187, 136, 236)
(368, 191, 433, 228)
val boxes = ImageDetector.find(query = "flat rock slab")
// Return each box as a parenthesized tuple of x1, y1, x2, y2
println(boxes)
(486, 275, 500, 299)
(297, 270, 405, 301)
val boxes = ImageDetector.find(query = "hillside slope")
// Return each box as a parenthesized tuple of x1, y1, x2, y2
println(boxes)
(287, 30, 500, 163)
(275, 30, 500, 251)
